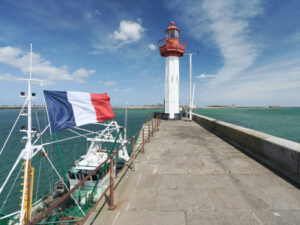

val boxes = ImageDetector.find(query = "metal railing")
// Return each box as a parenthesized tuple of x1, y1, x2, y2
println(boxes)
(158, 38, 186, 53)
(26, 114, 162, 225)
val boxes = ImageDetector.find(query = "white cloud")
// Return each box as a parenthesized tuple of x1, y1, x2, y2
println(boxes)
(198, 58, 300, 105)
(85, 12, 92, 20)
(103, 80, 116, 87)
(285, 31, 300, 44)
(204, 0, 262, 84)
(148, 44, 156, 50)
(196, 73, 216, 79)
(0, 73, 19, 81)
(94, 9, 101, 15)
(113, 87, 132, 92)
(112, 20, 145, 43)
(93, 19, 146, 50)
(166, 0, 263, 84)
(0, 46, 95, 83)
(122, 87, 132, 92)
(72, 68, 95, 83)
(0, 73, 54, 85)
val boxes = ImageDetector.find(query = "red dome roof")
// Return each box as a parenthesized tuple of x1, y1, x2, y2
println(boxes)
(165, 21, 180, 33)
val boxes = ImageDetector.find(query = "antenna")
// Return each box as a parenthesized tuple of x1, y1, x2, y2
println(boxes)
(30, 42, 32, 80)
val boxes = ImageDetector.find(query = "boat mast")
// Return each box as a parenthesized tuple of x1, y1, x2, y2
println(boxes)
(124, 102, 128, 140)
(20, 43, 35, 225)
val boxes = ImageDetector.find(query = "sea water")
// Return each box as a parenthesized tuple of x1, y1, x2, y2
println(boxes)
(0, 108, 162, 214)
(194, 108, 300, 143)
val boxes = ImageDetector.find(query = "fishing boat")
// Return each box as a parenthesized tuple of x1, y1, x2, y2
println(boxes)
(0, 44, 130, 225)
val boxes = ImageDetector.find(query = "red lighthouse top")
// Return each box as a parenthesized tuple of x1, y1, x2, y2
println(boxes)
(158, 21, 186, 57)
(165, 21, 180, 33)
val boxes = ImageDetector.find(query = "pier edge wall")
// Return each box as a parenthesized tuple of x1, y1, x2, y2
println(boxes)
(192, 113, 300, 185)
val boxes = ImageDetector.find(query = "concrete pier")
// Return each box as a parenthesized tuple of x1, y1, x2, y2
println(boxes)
(86, 120, 300, 225)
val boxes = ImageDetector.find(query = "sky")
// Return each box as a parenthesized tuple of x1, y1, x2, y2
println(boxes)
(0, 0, 300, 107)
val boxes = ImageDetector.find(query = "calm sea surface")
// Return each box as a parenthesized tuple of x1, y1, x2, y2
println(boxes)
(194, 108, 300, 143)
(0, 108, 162, 214)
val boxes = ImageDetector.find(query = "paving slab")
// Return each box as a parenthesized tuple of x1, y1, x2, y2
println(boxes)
(86, 120, 300, 225)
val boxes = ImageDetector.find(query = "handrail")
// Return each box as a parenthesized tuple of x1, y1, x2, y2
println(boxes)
(158, 37, 186, 47)
(26, 114, 162, 225)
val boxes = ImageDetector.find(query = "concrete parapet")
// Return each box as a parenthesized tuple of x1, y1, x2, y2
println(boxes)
(192, 113, 300, 185)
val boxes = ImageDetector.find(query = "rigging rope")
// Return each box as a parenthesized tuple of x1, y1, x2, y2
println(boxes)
(50, 136, 53, 191)
(0, 164, 23, 211)
(41, 148, 86, 217)
(35, 156, 43, 201)
(43, 156, 52, 192)
(35, 111, 43, 201)
(0, 99, 28, 156)
(41, 108, 52, 192)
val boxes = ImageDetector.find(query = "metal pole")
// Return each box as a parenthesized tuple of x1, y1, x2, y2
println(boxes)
(124, 102, 128, 140)
(189, 53, 192, 121)
(192, 82, 196, 108)
(142, 129, 145, 153)
(148, 123, 150, 143)
(132, 136, 135, 169)
(152, 120, 154, 137)
(108, 157, 116, 210)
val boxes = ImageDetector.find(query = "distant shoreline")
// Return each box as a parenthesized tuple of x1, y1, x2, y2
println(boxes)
(0, 105, 298, 110)
(0, 105, 164, 109)
(197, 106, 299, 109)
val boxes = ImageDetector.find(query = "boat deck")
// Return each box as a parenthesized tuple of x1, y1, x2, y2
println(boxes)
(85, 119, 300, 225)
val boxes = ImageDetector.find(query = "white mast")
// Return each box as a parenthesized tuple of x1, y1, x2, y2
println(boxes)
(20, 42, 34, 225)
(189, 54, 192, 120)
(124, 102, 128, 140)
(28, 42, 33, 155)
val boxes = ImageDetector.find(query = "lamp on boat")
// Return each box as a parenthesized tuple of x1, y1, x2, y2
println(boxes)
(32, 93, 36, 97)
(20, 92, 25, 96)
(21, 126, 26, 130)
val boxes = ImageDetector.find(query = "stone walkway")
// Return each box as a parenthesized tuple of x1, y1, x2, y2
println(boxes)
(86, 120, 300, 225)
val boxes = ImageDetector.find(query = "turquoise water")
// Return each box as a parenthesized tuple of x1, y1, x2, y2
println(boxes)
(194, 108, 300, 143)
(0, 108, 162, 214)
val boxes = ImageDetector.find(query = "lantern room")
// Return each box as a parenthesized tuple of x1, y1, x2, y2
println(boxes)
(158, 21, 186, 57)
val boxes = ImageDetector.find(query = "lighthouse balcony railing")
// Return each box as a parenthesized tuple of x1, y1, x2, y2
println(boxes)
(158, 38, 186, 54)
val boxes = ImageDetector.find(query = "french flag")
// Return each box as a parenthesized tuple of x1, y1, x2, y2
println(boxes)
(44, 90, 115, 132)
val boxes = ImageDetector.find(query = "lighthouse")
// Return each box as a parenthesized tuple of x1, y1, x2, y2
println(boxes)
(158, 21, 186, 120)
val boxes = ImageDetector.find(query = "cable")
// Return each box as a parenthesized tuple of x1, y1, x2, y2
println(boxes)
(0, 164, 23, 211)
(0, 99, 28, 156)
(35, 156, 42, 201)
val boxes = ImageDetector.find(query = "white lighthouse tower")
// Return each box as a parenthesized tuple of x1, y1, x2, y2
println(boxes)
(158, 21, 186, 120)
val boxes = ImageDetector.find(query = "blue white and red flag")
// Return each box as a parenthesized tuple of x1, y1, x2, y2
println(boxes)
(43, 90, 115, 132)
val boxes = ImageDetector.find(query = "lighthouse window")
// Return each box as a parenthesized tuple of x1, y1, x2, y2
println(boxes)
(167, 30, 179, 38)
